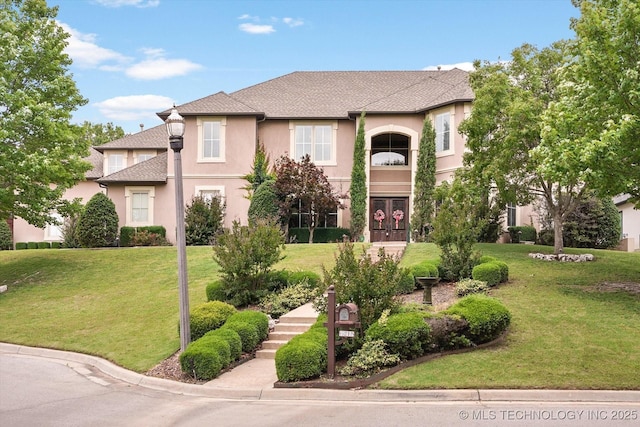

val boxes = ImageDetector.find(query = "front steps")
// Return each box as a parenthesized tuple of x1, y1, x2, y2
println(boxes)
(367, 241, 407, 262)
(255, 303, 319, 359)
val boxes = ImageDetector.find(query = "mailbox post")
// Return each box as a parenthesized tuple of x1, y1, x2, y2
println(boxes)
(325, 286, 361, 379)
(327, 285, 336, 378)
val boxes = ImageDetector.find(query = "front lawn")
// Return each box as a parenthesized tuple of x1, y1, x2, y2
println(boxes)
(0, 243, 638, 389)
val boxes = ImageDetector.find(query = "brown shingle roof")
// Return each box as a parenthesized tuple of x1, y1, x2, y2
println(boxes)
(159, 69, 473, 119)
(84, 147, 103, 179)
(94, 125, 168, 152)
(97, 151, 167, 184)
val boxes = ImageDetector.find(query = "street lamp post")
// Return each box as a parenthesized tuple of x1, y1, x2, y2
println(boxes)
(166, 106, 190, 353)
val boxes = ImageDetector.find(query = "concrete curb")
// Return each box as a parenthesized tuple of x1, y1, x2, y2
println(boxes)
(2, 342, 639, 403)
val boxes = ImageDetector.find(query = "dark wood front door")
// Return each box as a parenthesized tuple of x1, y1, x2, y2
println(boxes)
(370, 197, 408, 242)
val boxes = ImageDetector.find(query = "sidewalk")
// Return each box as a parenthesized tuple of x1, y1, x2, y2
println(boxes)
(2, 342, 639, 403)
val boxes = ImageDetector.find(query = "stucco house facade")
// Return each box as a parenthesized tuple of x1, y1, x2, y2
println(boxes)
(15, 68, 635, 248)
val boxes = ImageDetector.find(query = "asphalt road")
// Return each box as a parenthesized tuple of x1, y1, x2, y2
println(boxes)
(1, 352, 638, 427)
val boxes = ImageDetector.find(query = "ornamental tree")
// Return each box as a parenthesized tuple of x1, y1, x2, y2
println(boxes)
(459, 42, 585, 254)
(412, 117, 437, 241)
(349, 112, 367, 240)
(274, 155, 342, 244)
(241, 142, 275, 200)
(76, 193, 119, 248)
(0, 0, 89, 227)
(537, 0, 640, 206)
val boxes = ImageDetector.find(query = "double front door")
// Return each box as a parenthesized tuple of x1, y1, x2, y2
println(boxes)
(370, 197, 408, 242)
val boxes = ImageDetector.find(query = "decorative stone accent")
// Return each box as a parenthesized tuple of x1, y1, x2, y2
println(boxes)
(529, 253, 595, 262)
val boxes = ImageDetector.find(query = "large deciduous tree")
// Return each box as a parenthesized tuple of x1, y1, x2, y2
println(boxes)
(459, 42, 585, 254)
(0, 0, 89, 226)
(274, 155, 342, 244)
(76, 121, 125, 146)
(412, 117, 437, 242)
(537, 0, 640, 206)
(349, 112, 367, 240)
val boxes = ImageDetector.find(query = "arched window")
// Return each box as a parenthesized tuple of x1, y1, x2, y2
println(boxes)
(371, 133, 409, 166)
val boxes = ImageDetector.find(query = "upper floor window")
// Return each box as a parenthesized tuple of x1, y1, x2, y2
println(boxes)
(107, 153, 126, 175)
(371, 133, 409, 166)
(197, 117, 226, 162)
(135, 151, 155, 164)
(435, 112, 451, 153)
(290, 122, 337, 165)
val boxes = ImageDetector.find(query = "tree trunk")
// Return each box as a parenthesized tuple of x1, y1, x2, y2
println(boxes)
(308, 225, 315, 244)
(553, 210, 564, 255)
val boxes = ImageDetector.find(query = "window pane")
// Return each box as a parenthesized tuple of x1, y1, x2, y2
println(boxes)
(295, 126, 312, 160)
(203, 122, 220, 158)
(436, 113, 450, 152)
(137, 154, 153, 163)
(314, 126, 332, 162)
(132, 192, 148, 222)
(108, 154, 124, 174)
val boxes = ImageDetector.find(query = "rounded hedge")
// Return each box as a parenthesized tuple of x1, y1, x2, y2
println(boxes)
(198, 333, 232, 367)
(365, 312, 431, 360)
(223, 321, 259, 353)
(226, 310, 269, 341)
(189, 301, 237, 341)
(410, 261, 439, 279)
(287, 270, 322, 288)
(478, 255, 497, 264)
(205, 280, 226, 302)
(494, 260, 509, 283)
(444, 294, 511, 344)
(471, 262, 502, 287)
(275, 337, 327, 382)
(204, 328, 242, 361)
(179, 341, 223, 380)
(396, 268, 416, 295)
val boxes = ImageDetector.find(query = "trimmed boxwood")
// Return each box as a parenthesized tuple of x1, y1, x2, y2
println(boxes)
(472, 262, 502, 287)
(288, 227, 351, 243)
(27, 242, 38, 249)
(189, 301, 237, 341)
(179, 340, 223, 380)
(396, 268, 416, 295)
(494, 260, 509, 283)
(15, 242, 28, 250)
(223, 320, 259, 353)
(206, 328, 242, 361)
(275, 338, 326, 382)
(364, 312, 431, 360)
(508, 225, 537, 243)
(37, 242, 51, 249)
(478, 255, 497, 264)
(205, 280, 226, 302)
(226, 310, 269, 341)
(287, 270, 321, 288)
(444, 294, 511, 344)
(198, 333, 232, 367)
(51, 242, 61, 249)
(410, 261, 439, 279)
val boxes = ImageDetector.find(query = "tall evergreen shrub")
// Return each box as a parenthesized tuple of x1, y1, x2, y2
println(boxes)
(76, 193, 119, 248)
(349, 111, 367, 240)
(412, 118, 437, 241)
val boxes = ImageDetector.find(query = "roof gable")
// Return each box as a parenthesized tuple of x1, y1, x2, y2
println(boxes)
(95, 125, 168, 152)
(97, 151, 167, 184)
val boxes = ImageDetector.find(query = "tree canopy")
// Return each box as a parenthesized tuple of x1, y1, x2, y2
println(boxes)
(459, 42, 585, 254)
(0, 0, 89, 226)
(76, 121, 125, 146)
(537, 0, 640, 206)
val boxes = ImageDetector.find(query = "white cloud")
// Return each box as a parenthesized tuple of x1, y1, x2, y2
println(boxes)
(59, 22, 131, 69)
(126, 51, 203, 80)
(423, 62, 475, 72)
(282, 17, 304, 27)
(239, 23, 276, 34)
(238, 14, 259, 21)
(94, 0, 160, 8)
(94, 94, 173, 121)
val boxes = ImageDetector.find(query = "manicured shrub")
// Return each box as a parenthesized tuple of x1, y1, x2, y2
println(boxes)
(410, 261, 439, 278)
(37, 242, 51, 249)
(15, 242, 27, 250)
(275, 338, 326, 382)
(365, 312, 431, 360)
(287, 270, 321, 288)
(131, 230, 169, 246)
(197, 333, 231, 367)
(259, 282, 316, 319)
(185, 195, 225, 246)
(266, 269, 290, 292)
(223, 321, 259, 353)
(206, 328, 242, 361)
(226, 310, 269, 341)
(478, 255, 497, 264)
(247, 180, 279, 224)
(339, 339, 400, 378)
(51, 242, 61, 249)
(27, 242, 38, 249)
(472, 262, 502, 287)
(205, 280, 226, 302)
(120, 226, 168, 247)
(0, 221, 12, 250)
(287, 227, 352, 243)
(423, 313, 472, 351)
(189, 301, 237, 341)
(456, 279, 489, 297)
(179, 340, 223, 380)
(396, 268, 416, 295)
(77, 192, 119, 248)
(445, 294, 511, 344)
(494, 260, 509, 283)
(508, 225, 537, 243)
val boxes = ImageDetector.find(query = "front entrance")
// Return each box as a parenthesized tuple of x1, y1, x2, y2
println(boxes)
(370, 197, 408, 242)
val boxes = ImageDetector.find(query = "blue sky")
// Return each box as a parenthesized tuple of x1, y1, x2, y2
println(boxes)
(54, 0, 579, 133)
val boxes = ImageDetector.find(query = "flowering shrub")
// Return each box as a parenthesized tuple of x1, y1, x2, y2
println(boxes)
(339, 339, 400, 377)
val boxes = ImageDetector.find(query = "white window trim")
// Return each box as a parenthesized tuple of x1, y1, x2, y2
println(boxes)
(44, 212, 63, 242)
(105, 150, 128, 175)
(125, 186, 155, 226)
(289, 121, 338, 166)
(197, 117, 227, 163)
(133, 150, 156, 164)
(195, 185, 226, 204)
(430, 108, 455, 158)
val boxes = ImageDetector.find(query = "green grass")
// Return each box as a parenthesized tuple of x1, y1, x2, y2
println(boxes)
(1, 242, 638, 389)
(381, 243, 640, 390)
